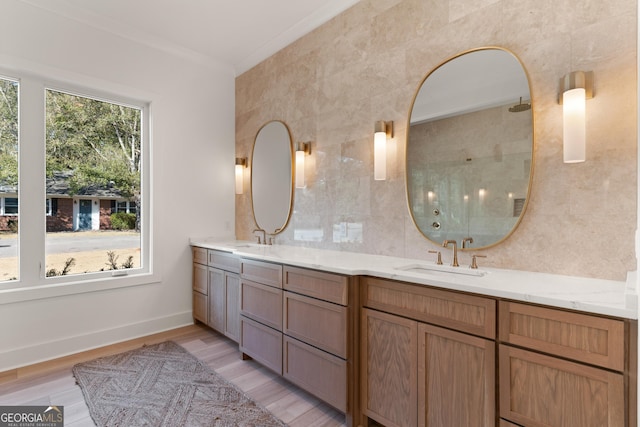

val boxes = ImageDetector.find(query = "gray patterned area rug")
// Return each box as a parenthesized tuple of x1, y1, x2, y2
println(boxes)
(72, 341, 286, 427)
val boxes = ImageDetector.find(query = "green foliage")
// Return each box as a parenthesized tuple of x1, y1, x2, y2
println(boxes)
(110, 212, 136, 230)
(45, 90, 141, 198)
(0, 79, 18, 187)
(105, 251, 119, 270)
(46, 257, 76, 277)
(7, 219, 17, 233)
(121, 255, 134, 269)
(103, 251, 134, 270)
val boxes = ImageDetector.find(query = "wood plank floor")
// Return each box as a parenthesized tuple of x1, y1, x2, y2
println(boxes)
(0, 324, 346, 426)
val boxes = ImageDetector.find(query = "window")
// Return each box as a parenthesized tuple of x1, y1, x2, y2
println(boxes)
(0, 69, 150, 289)
(1, 197, 19, 215)
(0, 76, 18, 283)
(45, 89, 143, 277)
(111, 200, 137, 214)
(3, 197, 18, 215)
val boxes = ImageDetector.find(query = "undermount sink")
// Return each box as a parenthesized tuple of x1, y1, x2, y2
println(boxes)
(394, 263, 487, 277)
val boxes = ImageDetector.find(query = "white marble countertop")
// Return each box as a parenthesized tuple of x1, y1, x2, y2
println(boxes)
(190, 238, 639, 320)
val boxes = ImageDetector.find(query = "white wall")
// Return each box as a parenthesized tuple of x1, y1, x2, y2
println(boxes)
(0, 0, 235, 370)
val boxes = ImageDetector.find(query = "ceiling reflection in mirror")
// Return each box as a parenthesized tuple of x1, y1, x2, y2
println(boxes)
(407, 48, 533, 250)
(251, 120, 293, 235)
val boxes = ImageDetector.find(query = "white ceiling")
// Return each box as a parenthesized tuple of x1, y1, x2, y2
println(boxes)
(19, 0, 361, 75)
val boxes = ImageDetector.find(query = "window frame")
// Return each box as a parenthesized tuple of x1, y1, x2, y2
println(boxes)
(0, 69, 156, 300)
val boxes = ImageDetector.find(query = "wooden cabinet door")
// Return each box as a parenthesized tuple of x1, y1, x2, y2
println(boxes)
(361, 308, 417, 427)
(225, 272, 240, 342)
(499, 344, 624, 427)
(418, 323, 494, 427)
(208, 267, 225, 332)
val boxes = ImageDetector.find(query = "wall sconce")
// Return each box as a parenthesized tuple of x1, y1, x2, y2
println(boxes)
(559, 71, 594, 163)
(235, 157, 247, 195)
(374, 121, 393, 180)
(295, 142, 311, 188)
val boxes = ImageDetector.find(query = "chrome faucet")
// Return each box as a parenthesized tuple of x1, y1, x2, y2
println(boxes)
(442, 240, 459, 267)
(462, 237, 474, 249)
(253, 228, 266, 245)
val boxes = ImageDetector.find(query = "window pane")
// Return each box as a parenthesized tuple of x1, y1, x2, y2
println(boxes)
(4, 197, 18, 214)
(0, 78, 18, 282)
(45, 89, 142, 277)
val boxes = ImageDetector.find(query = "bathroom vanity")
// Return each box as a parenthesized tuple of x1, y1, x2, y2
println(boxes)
(191, 240, 637, 427)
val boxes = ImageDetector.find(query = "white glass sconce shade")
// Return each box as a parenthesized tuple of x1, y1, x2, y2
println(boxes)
(235, 157, 247, 194)
(562, 88, 586, 163)
(374, 121, 393, 180)
(559, 71, 593, 163)
(295, 142, 310, 188)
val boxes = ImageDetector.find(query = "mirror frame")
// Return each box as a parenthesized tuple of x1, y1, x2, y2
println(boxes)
(250, 120, 295, 235)
(405, 46, 535, 251)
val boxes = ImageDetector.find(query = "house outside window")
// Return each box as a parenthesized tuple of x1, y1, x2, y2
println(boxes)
(45, 198, 57, 216)
(112, 200, 137, 214)
(1, 197, 18, 215)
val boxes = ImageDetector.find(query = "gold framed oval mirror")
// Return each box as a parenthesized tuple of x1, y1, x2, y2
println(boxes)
(251, 120, 294, 235)
(406, 47, 534, 250)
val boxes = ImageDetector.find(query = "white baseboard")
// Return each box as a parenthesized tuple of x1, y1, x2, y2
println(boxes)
(0, 311, 193, 372)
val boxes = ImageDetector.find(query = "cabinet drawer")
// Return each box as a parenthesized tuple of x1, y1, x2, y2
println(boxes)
(193, 262, 208, 295)
(283, 336, 347, 412)
(363, 277, 496, 339)
(208, 250, 240, 273)
(192, 246, 208, 265)
(241, 259, 282, 288)
(284, 291, 347, 358)
(241, 280, 283, 330)
(499, 344, 624, 427)
(193, 291, 208, 323)
(284, 265, 348, 305)
(499, 301, 625, 371)
(241, 316, 282, 375)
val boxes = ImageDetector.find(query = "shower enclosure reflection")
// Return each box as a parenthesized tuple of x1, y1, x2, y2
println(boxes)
(406, 48, 533, 249)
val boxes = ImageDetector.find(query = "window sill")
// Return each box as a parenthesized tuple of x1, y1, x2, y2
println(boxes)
(0, 272, 161, 305)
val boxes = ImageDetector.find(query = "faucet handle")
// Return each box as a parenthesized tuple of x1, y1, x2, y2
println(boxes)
(470, 254, 487, 269)
(252, 228, 264, 244)
(428, 250, 443, 265)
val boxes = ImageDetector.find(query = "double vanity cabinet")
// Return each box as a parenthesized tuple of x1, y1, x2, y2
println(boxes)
(192, 244, 637, 427)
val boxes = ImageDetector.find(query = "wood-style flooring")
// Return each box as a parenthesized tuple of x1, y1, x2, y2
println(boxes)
(0, 324, 346, 426)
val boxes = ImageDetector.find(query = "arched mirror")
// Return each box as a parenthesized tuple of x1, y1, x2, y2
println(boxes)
(406, 47, 533, 250)
(251, 120, 294, 235)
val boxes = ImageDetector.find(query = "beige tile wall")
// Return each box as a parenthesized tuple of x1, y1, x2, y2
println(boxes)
(235, 0, 637, 281)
